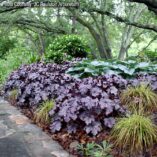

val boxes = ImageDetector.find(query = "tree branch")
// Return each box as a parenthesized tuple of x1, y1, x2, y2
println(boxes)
(128, 0, 157, 14)
(0, 18, 66, 34)
(90, 8, 157, 33)
(140, 35, 157, 52)
(127, 30, 145, 49)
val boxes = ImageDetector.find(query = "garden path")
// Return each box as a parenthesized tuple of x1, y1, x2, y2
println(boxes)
(0, 97, 73, 157)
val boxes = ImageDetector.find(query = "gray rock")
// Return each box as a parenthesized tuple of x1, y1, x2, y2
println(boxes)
(0, 98, 75, 157)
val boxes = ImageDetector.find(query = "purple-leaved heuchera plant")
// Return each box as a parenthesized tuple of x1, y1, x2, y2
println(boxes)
(129, 73, 157, 91)
(4, 61, 75, 107)
(49, 74, 127, 135)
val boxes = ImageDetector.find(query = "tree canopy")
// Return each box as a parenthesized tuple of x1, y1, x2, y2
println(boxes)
(0, 0, 157, 60)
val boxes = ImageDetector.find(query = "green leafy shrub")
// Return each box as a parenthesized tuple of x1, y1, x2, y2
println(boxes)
(120, 84, 157, 113)
(0, 36, 16, 58)
(66, 59, 157, 78)
(111, 114, 157, 156)
(144, 50, 157, 62)
(45, 50, 70, 64)
(45, 35, 89, 63)
(0, 47, 37, 84)
(77, 141, 113, 157)
(136, 51, 150, 62)
(34, 100, 54, 125)
(126, 55, 149, 62)
(137, 50, 157, 62)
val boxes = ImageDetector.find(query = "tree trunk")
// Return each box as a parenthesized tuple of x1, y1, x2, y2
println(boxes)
(93, 33, 108, 59)
(38, 32, 45, 55)
(71, 16, 76, 34)
(73, 13, 109, 59)
(118, 4, 144, 60)
(101, 14, 112, 59)
(69, 9, 111, 59)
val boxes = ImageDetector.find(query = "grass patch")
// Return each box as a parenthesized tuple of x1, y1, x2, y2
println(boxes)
(34, 100, 54, 125)
(120, 84, 157, 113)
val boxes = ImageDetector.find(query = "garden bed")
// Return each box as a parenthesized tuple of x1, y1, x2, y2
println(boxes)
(3, 61, 157, 157)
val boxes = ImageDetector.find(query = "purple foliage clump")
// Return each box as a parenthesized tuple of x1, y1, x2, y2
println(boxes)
(4, 61, 75, 108)
(129, 73, 157, 91)
(50, 74, 127, 135)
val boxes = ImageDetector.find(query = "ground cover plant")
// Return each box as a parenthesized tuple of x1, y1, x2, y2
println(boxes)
(4, 61, 77, 108)
(50, 74, 127, 135)
(77, 141, 113, 157)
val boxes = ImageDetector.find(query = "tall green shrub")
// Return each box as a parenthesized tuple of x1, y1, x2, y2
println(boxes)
(45, 35, 89, 63)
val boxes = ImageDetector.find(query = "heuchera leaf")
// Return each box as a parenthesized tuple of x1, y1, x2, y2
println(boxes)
(104, 117, 115, 128)
(85, 121, 101, 135)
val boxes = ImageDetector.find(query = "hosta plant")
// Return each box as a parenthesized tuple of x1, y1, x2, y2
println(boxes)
(66, 59, 157, 78)
(34, 100, 54, 125)
(120, 84, 157, 113)
(111, 114, 157, 156)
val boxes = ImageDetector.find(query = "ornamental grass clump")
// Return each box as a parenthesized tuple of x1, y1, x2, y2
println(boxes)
(111, 114, 157, 156)
(120, 84, 157, 113)
(8, 89, 18, 105)
(34, 100, 54, 125)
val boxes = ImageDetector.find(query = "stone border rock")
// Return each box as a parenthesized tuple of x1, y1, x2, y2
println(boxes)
(0, 98, 75, 157)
